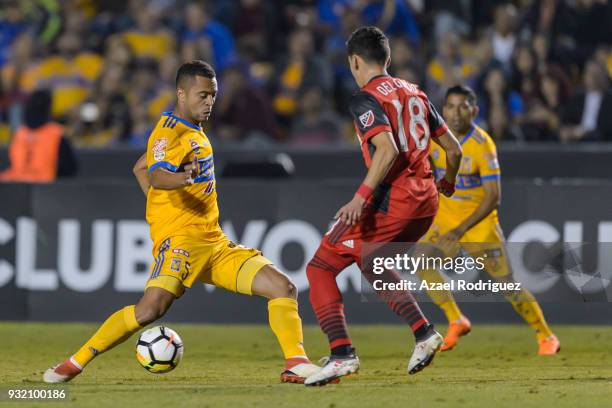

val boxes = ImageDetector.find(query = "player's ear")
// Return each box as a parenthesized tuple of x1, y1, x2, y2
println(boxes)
(472, 104, 480, 119)
(385, 56, 391, 70)
(176, 88, 185, 104)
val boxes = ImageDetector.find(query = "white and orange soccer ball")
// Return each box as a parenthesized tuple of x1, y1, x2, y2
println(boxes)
(136, 326, 184, 373)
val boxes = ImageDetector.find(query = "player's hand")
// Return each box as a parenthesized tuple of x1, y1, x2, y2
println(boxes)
(182, 156, 198, 185)
(437, 227, 464, 254)
(335, 195, 366, 226)
(436, 178, 455, 197)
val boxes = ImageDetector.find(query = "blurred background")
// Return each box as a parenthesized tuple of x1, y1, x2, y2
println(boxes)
(0, 0, 611, 150)
(0, 0, 611, 324)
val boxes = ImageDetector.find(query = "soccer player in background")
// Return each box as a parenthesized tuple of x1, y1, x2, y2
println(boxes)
(44, 60, 322, 384)
(417, 85, 560, 355)
(304, 26, 463, 386)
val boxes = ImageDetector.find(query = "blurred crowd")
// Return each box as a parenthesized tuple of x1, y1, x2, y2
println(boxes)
(1, 0, 611, 148)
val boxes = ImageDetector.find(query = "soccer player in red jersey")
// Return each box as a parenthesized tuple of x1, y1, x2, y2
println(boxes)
(304, 26, 463, 386)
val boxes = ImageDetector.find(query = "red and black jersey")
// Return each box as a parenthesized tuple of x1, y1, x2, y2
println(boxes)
(348, 75, 449, 219)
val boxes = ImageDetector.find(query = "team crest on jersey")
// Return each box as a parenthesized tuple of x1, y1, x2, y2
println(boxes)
(189, 139, 201, 154)
(359, 110, 375, 128)
(152, 138, 167, 161)
(460, 156, 472, 173)
(170, 257, 182, 273)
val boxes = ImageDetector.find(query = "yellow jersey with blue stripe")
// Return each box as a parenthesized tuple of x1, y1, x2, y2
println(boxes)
(145, 112, 222, 245)
(430, 125, 501, 220)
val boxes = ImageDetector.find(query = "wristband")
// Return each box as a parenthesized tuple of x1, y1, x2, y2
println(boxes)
(355, 183, 374, 200)
(439, 178, 455, 195)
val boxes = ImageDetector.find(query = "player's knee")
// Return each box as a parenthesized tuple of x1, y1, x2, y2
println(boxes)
(269, 274, 298, 299)
(135, 304, 166, 326)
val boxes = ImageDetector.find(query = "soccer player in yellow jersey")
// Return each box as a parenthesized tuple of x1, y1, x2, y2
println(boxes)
(44, 60, 321, 384)
(417, 85, 560, 355)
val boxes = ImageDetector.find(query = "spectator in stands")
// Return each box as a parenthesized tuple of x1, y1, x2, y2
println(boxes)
(289, 86, 346, 145)
(511, 44, 539, 106)
(272, 28, 333, 133)
(489, 3, 518, 70)
(183, 2, 237, 72)
(426, 32, 477, 105)
(520, 68, 570, 141)
(121, 5, 175, 62)
(358, 0, 420, 45)
(214, 62, 278, 145)
(0, 1, 26, 68)
(389, 36, 424, 85)
(21, 32, 103, 121)
(478, 66, 523, 140)
(560, 60, 612, 142)
(0, 89, 76, 182)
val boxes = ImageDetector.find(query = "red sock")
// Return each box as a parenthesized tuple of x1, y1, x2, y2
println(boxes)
(307, 253, 352, 349)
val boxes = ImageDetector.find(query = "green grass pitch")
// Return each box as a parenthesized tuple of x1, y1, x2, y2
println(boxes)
(1, 323, 611, 407)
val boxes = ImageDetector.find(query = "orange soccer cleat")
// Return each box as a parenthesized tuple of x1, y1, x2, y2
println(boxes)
(538, 335, 561, 356)
(280, 357, 326, 384)
(440, 315, 472, 351)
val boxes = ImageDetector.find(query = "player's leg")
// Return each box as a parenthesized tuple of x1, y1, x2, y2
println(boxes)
(415, 218, 471, 351)
(43, 287, 175, 383)
(361, 215, 443, 374)
(303, 242, 359, 386)
(475, 238, 559, 355)
(204, 241, 320, 384)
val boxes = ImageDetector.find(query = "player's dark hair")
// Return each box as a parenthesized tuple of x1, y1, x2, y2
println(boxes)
(175, 60, 216, 89)
(346, 26, 390, 66)
(445, 85, 478, 106)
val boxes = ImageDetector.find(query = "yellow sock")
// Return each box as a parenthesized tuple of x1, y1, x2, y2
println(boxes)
(417, 268, 462, 322)
(506, 289, 553, 341)
(72, 305, 142, 368)
(268, 298, 307, 359)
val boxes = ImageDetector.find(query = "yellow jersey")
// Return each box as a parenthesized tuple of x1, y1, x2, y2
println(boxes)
(145, 112, 222, 245)
(430, 124, 501, 221)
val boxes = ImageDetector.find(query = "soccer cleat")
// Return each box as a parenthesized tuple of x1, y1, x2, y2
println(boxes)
(440, 315, 472, 351)
(43, 358, 82, 383)
(304, 351, 359, 386)
(407, 331, 443, 375)
(538, 334, 560, 356)
(280, 357, 322, 384)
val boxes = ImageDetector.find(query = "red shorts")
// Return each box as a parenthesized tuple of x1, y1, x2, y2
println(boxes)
(317, 209, 434, 271)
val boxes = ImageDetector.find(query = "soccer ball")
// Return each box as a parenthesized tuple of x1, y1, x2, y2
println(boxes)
(136, 326, 184, 373)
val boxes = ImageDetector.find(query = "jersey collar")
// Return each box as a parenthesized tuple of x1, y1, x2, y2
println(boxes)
(460, 125, 476, 145)
(363, 74, 390, 88)
(162, 111, 202, 131)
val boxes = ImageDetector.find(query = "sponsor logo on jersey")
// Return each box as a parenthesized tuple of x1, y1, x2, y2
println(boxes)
(152, 138, 167, 161)
(172, 248, 190, 257)
(359, 110, 375, 128)
(342, 240, 354, 249)
(189, 139, 201, 154)
(485, 153, 500, 170)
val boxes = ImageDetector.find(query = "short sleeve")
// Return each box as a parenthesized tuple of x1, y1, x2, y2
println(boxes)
(427, 100, 448, 138)
(146, 129, 186, 172)
(349, 91, 392, 142)
(477, 137, 501, 181)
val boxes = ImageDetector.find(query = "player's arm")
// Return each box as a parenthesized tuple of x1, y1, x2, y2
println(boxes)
(336, 131, 399, 225)
(146, 130, 197, 190)
(336, 92, 395, 225)
(133, 153, 150, 196)
(452, 178, 501, 236)
(432, 130, 462, 196)
(149, 157, 197, 190)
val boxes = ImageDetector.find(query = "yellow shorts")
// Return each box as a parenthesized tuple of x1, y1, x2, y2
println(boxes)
(420, 211, 510, 278)
(144, 236, 272, 297)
